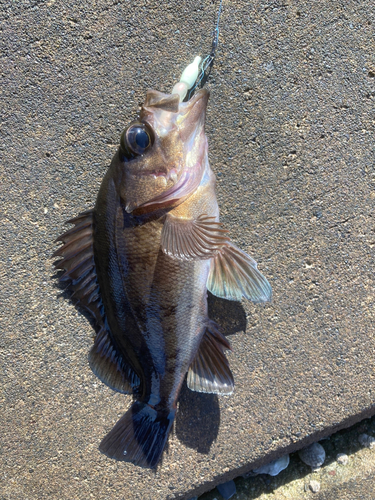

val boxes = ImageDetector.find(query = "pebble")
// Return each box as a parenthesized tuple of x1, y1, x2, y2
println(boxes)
(307, 480, 321, 493)
(336, 453, 349, 465)
(298, 442, 326, 467)
(253, 454, 290, 476)
(216, 480, 236, 500)
(358, 433, 375, 449)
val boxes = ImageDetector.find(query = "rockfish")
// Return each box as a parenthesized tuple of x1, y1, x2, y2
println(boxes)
(53, 59, 271, 468)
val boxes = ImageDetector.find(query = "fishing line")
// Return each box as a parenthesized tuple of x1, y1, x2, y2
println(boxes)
(185, 0, 223, 101)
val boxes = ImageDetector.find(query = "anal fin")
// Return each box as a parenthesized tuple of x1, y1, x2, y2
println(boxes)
(207, 242, 272, 303)
(187, 321, 234, 395)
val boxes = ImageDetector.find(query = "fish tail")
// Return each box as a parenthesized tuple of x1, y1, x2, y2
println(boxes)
(99, 401, 175, 468)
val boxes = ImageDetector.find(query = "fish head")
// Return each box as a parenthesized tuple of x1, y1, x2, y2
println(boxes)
(117, 88, 209, 214)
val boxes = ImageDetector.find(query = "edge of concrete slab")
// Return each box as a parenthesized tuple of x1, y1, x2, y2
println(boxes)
(184, 406, 375, 500)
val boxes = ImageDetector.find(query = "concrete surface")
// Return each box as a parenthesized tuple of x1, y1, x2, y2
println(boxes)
(1, 1, 375, 499)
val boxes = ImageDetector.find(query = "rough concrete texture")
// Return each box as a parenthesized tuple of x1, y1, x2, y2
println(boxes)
(1, 1, 375, 499)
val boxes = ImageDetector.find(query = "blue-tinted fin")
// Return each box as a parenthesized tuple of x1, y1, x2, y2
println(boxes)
(207, 242, 272, 303)
(187, 320, 234, 395)
(99, 401, 175, 468)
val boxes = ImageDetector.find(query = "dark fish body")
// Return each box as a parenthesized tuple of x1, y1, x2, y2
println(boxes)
(94, 153, 214, 404)
(54, 88, 271, 467)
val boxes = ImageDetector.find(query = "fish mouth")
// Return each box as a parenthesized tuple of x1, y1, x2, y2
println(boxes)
(128, 88, 209, 214)
(142, 89, 209, 210)
(134, 138, 206, 213)
(179, 88, 209, 122)
(137, 168, 178, 184)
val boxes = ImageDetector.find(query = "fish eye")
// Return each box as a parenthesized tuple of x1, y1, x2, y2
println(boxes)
(120, 122, 154, 157)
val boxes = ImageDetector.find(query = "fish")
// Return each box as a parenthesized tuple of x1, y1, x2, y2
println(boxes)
(53, 60, 272, 468)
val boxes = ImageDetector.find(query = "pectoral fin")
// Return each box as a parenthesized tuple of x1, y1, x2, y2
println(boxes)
(207, 242, 272, 303)
(161, 213, 229, 260)
(187, 321, 234, 395)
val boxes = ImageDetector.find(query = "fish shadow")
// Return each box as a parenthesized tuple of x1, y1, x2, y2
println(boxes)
(175, 383, 220, 454)
(207, 291, 247, 337)
(175, 292, 247, 454)
(51, 270, 100, 333)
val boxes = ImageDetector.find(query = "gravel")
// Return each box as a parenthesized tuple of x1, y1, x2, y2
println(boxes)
(307, 480, 320, 493)
(298, 442, 326, 468)
(253, 454, 290, 476)
(216, 480, 237, 500)
(358, 434, 375, 449)
(199, 414, 375, 499)
(336, 453, 349, 466)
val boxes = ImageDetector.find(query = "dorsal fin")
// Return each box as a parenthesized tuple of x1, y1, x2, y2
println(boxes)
(53, 210, 104, 324)
(161, 213, 230, 260)
(187, 320, 234, 395)
(53, 210, 139, 393)
(89, 327, 140, 394)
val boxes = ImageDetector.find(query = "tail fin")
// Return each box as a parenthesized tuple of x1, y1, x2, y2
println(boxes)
(99, 401, 175, 468)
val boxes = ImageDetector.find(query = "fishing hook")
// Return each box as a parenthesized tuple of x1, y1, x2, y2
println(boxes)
(185, 0, 223, 101)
